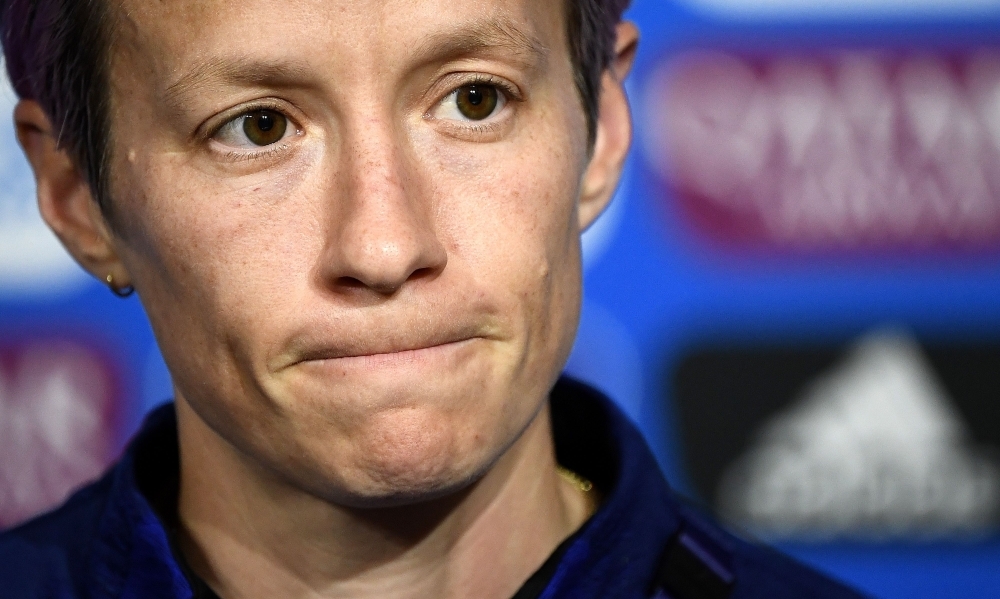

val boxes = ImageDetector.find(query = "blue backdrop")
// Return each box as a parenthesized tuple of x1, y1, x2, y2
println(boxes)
(3, 1, 1000, 597)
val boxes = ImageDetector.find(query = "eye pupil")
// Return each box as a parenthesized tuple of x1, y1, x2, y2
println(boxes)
(242, 109, 288, 146)
(456, 85, 498, 121)
(256, 113, 275, 132)
(467, 87, 484, 106)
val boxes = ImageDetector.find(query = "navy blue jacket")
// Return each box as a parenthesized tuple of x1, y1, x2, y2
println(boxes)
(0, 378, 867, 598)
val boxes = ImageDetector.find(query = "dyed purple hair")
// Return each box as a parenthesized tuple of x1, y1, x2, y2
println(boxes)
(1, 0, 630, 215)
(2, 0, 114, 212)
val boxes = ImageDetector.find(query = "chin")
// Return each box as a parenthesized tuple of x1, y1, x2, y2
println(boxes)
(250, 344, 539, 508)
(288, 399, 507, 509)
(333, 468, 482, 510)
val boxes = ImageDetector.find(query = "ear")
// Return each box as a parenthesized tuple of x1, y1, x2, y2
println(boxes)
(578, 21, 639, 231)
(14, 100, 130, 290)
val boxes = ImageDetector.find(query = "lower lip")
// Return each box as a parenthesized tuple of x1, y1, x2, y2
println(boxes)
(298, 339, 478, 373)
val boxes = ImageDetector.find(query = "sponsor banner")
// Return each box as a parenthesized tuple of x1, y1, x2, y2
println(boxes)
(0, 340, 126, 528)
(643, 49, 1000, 252)
(671, 329, 1000, 540)
(677, 0, 1000, 20)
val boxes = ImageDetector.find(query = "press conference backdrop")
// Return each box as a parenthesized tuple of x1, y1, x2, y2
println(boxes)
(4, 1, 1000, 596)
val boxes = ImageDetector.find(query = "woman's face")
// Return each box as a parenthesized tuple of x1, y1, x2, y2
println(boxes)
(101, 0, 619, 505)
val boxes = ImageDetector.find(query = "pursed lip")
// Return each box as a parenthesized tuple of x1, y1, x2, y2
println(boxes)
(281, 328, 486, 371)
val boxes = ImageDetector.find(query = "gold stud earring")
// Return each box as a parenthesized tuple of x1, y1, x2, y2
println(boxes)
(105, 273, 135, 298)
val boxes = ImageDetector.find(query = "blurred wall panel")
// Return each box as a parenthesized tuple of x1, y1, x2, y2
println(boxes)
(567, 1, 1000, 596)
(646, 50, 1000, 251)
(0, 341, 123, 527)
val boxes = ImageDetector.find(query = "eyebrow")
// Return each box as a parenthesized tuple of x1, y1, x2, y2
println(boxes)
(162, 58, 315, 107)
(161, 16, 549, 106)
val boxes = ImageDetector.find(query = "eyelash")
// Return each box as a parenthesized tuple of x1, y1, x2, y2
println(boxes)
(455, 74, 521, 102)
(203, 73, 520, 162)
(430, 73, 521, 135)
(206, 101, 300, 163)
(220, 143, 292, 163)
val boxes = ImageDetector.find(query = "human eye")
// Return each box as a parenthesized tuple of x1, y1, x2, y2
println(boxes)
(431, 77, 513, 124)
(212, 108, 299, 150)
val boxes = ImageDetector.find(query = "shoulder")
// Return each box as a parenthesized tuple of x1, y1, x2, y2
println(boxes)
(0, 469, 117, 597)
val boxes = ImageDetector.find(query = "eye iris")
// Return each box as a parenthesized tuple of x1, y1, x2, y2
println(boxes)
(456, 85, 498, 121)
(242, 109, 287, 146)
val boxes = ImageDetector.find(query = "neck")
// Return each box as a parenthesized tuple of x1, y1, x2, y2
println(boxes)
(173, 398, 595, 599)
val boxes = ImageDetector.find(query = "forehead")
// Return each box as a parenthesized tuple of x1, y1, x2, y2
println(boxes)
(112, 0, 566, 91)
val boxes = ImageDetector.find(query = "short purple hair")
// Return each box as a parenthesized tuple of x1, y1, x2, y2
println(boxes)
(2, 0, 114, 212)
(1, 0, 630, 215)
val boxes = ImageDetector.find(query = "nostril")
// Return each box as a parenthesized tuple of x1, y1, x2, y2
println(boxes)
(335, 274, 403, 296)
(408, 266, 440, 283)
(335, 276, 367, 290)
(333, 265, 441, 297)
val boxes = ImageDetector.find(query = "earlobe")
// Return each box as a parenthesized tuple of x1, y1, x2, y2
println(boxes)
(578, 22, 640, 232)
(14, 100, 131, 290)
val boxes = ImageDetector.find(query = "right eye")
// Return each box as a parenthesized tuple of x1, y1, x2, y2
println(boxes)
(214, 109, 294, 149)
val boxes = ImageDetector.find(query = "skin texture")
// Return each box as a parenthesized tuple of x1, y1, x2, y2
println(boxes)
(15, 1, 638, 597)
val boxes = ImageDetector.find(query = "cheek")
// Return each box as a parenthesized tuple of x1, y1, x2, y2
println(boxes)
(423, 118, 583, 259)
(118, 148, 320, 291)
(420, 125, 585, 370)
(112, 149, 327, 389)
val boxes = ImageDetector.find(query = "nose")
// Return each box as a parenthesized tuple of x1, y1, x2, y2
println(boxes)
(319, 119, 447, 297)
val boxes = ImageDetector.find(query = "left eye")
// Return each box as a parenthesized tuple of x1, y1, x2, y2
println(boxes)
(435, 84, 507, 122)
(214, 109, 294, 148)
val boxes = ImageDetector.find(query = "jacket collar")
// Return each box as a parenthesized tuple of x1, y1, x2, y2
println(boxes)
(91, 404, 193, 599)
(544, 378, 682, 598)
(87, 377, 681, 599)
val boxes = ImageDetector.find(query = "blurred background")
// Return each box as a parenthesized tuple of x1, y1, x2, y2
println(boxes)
(3, 0, 1000, 597)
